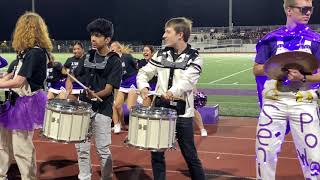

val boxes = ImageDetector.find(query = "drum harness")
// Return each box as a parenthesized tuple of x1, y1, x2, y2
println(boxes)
(82, 50, 117, 139)
(149, 48, 200, 115)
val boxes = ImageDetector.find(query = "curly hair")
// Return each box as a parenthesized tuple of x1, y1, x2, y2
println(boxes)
(12, 12, 53, 52)
(87, 18, 114, 38)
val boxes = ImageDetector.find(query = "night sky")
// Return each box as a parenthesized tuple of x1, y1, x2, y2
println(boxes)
(1, 0, 320, 44)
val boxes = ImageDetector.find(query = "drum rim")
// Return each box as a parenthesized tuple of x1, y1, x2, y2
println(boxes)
(131, 106, 177, 119)
(130, 113, 175, 120)
(46, 106, 92, 114)
(47, 99, 92, 114)
(40, 132, 89, 143)
(124, 137, 175, 152)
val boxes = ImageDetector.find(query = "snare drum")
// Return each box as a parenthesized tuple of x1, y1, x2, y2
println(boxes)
(42, 99, 92, 143)
(126, 106, 177, 151)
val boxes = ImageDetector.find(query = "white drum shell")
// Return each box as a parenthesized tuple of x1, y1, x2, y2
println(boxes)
(42, 99, 92, 143)
(127, 106, 177, 151)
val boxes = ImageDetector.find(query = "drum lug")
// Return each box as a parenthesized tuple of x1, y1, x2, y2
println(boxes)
(85, 132, 92, 142)
(170, 142, 177, 151)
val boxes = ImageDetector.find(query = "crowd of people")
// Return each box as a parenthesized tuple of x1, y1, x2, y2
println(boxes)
(1, 0, 320, 179)
(0, 12, 208, 180)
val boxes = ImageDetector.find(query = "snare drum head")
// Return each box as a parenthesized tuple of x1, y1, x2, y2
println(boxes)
(131, 106, 177, 119)
(47, 99, 92, 114)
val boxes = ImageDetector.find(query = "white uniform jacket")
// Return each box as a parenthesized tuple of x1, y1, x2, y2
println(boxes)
(137, 46, 203, 118)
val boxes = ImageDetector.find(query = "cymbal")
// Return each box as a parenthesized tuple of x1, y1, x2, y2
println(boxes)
(264, 51, 319, 80)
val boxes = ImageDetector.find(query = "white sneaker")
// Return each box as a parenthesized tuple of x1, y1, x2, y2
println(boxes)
(200, 129, 207, 137)
(114, 123, 121, 134)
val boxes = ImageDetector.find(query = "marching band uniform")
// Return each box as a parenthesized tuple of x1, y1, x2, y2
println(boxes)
(255, 24, 320, 179)
(137, 44, 205, 180)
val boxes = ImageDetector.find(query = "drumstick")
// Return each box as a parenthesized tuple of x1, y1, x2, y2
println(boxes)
(135, 90, 160, 97)
(136, 90, 184, 101)
(66, 72, 103, 102)
(148, 91, 184, 101)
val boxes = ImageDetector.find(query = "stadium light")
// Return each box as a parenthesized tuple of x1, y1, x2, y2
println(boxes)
(32, 0, 35, 12)
(229, 0, 233, 32)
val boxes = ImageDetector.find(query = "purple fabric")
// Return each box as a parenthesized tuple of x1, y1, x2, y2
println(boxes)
(0, 56, 8, 68)
(0, 91, 47, 130)
(72, 82, 83, 89)
(50, 78, 66, 89)
(194, 91, 207, 109)
(197, 106, 219, 125)
(256, 24, 320, 54)
(255, 75, 268, 108)
(149, 82, 156, 91)
(50, 78, 83, 90)
(120, 74, 137, 88)
(255, 24, 320, 100)
(255, 25, 320, 65)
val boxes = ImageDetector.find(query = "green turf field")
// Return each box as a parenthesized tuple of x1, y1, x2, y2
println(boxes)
(1, 53, 259, 117)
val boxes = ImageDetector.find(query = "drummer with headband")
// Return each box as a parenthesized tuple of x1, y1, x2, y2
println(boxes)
(253, 0, 320, 179)
(71, 18, 122, 180)
(137, 17, 205, 180)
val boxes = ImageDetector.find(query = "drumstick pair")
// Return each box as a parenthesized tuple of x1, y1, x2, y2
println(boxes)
(66, 72, 103, 102)
(136, 90, 184, 101)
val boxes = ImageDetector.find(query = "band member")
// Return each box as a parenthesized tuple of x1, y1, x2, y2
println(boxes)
(72, 18, 122, 180)
(111, 41, 138, 133)
(64, 41, 85, 100)
(253, 0, 320, 179)
(47, 54, 67, 99)
(0, 12, 51, 180)
(137, 17, 205, 180)
(137, 45, 157, 106)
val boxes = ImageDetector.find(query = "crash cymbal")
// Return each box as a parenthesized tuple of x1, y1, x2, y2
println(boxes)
(264, 51, 319, 80)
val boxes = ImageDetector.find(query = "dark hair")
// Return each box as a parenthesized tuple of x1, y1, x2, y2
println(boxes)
(87, 18, 114, 38)
(73, 41, 84, 49)
(143, 45, 155, 53)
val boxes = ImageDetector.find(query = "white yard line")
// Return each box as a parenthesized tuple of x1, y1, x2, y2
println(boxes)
(209, 67, 253, 84)
(198, 83, 256, 86)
